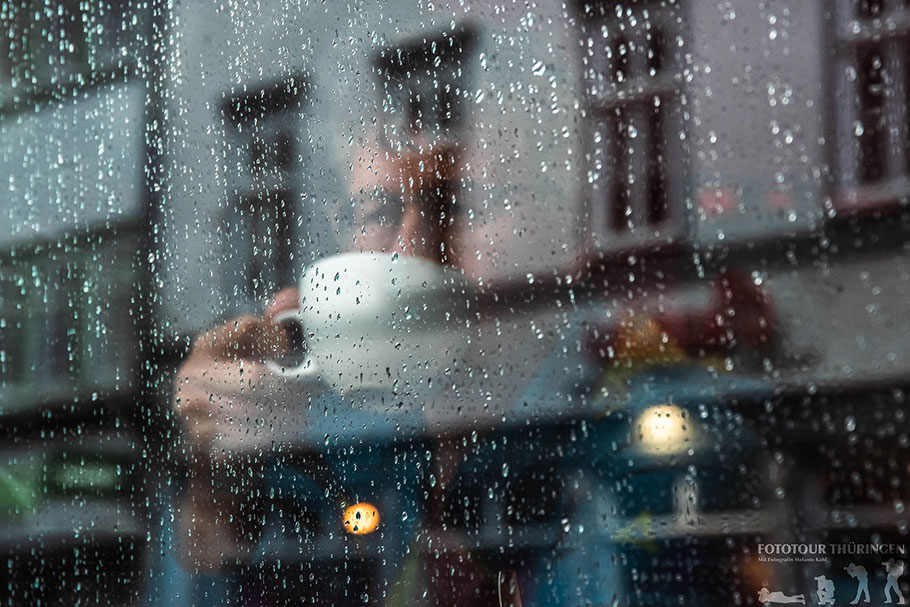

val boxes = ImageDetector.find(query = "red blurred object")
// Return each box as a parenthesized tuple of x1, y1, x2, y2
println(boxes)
(586, 270, 777, 366)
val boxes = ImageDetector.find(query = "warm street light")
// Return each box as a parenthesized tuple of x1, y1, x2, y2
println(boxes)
(343, 502, 380, 535)
(634, 404, 697, 456)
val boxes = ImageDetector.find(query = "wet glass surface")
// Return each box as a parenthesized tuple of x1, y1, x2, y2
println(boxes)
(2, 0, 910, 605)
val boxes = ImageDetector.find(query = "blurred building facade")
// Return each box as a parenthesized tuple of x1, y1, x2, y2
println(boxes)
(0, 1, 157, 604)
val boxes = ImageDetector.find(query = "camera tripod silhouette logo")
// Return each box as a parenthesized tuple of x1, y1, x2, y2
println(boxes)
(815, 576, 835, 605)
(883, 559, 906, 605)
(845, 564, 870, 604)
(758, 560, 906, 605)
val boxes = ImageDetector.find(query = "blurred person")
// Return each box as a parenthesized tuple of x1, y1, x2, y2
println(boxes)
(172, 140, 462, 570)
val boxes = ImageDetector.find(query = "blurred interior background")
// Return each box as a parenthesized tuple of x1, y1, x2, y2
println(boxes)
(2, 0, 910, 605)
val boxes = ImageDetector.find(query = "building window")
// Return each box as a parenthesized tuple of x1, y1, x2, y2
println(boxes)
(0, 272, 26, 388)
(831, 0, 910, 210)
(221, 76, 305, 306)
(369, 28, 474, 266)
(1, 1, 88, 99)
(38, 262, 81, 380)
(374, 26, 475, 147)
(0, 237, 138, 409)
(0, 0, 144, 105)
(577, 0, 686, 248)
(224, 190, 294, 302)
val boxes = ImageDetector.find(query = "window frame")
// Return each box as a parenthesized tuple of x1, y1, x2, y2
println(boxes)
(0, 229, 141, 413)
(828, 0, 910, 216)
(576, 0, 689, 252)
(219, 75, 307, 311)
(0, 0, 147, 111)
(372, 25, 476, 149)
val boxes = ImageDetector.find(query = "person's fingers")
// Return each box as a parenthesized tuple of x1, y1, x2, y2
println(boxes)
(174, 288, 299, 455)
(190, 315, 261, 359)
(173, 357, 277, 459)
(172, 362, 228, 451)
(264, 287, 299, 321)
(190, 314, 290, 361)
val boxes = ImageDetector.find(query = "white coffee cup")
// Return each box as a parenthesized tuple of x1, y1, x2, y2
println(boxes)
(265, 251, 471, 391)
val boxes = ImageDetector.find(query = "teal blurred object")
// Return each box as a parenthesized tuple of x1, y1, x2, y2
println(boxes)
(0, 461, 41, 518)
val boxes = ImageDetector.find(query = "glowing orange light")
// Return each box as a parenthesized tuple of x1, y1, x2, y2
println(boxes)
(343, 502, 380, 535)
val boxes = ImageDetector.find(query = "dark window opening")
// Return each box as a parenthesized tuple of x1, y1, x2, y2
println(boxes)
(856, 0, 885, 19)
(236, 190, 293, 302)
(222, 76, 306, 125)
(221, 75, 306, 307)
(857, 46, 886, 185)
(611, 36, 630, 84)
(611, 112, 631, 231)
(648, 96, 669, 225)
(0, 0, 146, 105)
(648, 28, 666, 75)
(374, 25, 476, 142)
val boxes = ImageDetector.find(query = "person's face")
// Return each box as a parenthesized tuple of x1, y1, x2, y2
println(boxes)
(348, 148, 440, 258)
(350, 184, 406, 253)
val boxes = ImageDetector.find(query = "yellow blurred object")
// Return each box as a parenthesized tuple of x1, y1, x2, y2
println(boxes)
(343, 502, 380, 535)
(635, 404, 697, 455)
(613, 315, 687, 366)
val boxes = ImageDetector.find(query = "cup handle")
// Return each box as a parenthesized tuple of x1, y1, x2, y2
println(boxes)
(264, 308, 320, 382)
(497, 569, 523, 607)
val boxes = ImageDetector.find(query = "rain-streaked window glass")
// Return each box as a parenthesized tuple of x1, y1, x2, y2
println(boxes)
(3, 0, 910, 606)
